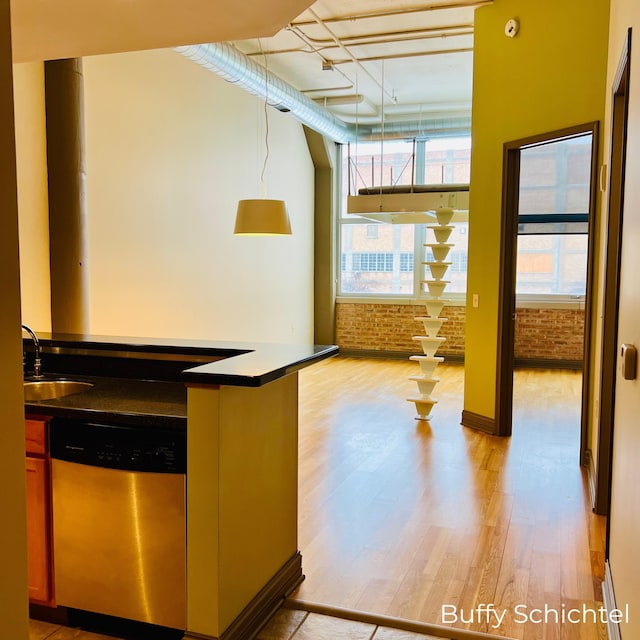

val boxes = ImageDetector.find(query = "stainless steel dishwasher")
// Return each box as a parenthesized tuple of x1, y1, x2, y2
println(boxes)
(50, 419, 186, 631)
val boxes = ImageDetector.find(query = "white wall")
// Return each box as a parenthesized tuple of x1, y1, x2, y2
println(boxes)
(83, 48, 315, 344)
(603, 2, 640, 638)
(14, 62, 51, 331)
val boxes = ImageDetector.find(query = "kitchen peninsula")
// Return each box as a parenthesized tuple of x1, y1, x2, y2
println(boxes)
(24, 333, 338, 640)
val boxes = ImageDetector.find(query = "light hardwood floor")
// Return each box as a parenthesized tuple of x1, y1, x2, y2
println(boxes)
(292, 357, 607, 640)
(30, 357, 606, 640)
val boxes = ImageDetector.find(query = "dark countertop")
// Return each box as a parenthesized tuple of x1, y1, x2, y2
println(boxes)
(180, 342, 339, 386)
(25, 375, 187, 428)
(33, 333, 338, 386)
(23, 334, 338, 425)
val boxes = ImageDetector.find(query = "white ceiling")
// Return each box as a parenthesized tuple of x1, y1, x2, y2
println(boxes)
(232, 0, 491, 126)
(10, 0, 315, 63)
(9, 0, 487, 130)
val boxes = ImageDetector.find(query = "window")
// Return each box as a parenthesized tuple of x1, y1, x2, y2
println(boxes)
(516, 235, 588, 295)
(353, 253, 392, 272)
(339, 137, 471, 297)
(515, 133, 592, 298)
(366, 225, 379, 239)
(340, 224, 415, 294)
(399, 252, 414, 272)
(337, 132, 589, 302)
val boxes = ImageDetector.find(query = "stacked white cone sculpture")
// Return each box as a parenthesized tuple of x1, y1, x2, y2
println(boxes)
(407, 207, 455, 420)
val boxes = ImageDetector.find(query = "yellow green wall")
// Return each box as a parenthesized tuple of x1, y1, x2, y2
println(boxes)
(0, 1, 30, 636)
(304, 127, 338, 345)
(187, 375, 299, 637)
(465, 0, 609, 420)
(82, 49, 315, 344)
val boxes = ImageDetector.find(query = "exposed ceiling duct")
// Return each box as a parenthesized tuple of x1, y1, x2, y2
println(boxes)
(174, 42, 353, 143)
(174, 42, 470, 143)
(362, 117, 471, 141)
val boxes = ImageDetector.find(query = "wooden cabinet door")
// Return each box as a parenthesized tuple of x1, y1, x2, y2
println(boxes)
(26, 456, 52, 604)
(25, 418, 47, 456)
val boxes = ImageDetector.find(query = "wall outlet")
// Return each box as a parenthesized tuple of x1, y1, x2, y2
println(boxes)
(473, 294, 479, 308)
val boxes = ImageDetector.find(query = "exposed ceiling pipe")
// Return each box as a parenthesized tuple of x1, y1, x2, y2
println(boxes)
(174, 43, 470, 143)
(306, 7, 397, 105)
(302, 84, 354, 94)
(291, 23, 475, 48)
(365, 117, 471, 140)
(248, 26, 474, 56)
(283, 23, 356, 89)
(314, 94, 365, 106)
(291, 0, 493, 27)
(331, 47, 474, 65)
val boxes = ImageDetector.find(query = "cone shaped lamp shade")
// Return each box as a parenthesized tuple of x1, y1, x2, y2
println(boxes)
(234, 199, 292, 235)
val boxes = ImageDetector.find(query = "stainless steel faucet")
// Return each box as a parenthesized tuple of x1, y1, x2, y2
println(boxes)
(21, 323, 43, 378)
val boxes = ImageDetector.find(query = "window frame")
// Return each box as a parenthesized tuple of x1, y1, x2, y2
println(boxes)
(336, 136, 588, 307)
(337, 138, 469, 302)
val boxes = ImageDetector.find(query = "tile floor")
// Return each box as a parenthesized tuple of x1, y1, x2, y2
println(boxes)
(29, 609, 449, 640)
(257, 609, 446, 640)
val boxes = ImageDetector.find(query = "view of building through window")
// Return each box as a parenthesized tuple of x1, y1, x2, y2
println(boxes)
(339, 133, 591, 299)
(340, 224, 415, 294)
(516, 133, 592, 296)
(344, 137, 471, 198)
(516, 235, 588, 295)
(518, 134, 592, 217)
(340, 137, 471, 296)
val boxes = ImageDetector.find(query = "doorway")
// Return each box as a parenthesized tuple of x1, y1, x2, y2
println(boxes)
(595, 30, 631, 518)
(496, 123, 600, 463)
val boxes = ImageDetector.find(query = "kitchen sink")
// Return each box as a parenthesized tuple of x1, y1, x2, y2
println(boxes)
(24, 380, 94, 402)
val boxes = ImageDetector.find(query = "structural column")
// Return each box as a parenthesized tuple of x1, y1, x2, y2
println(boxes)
(45, 58, 89, 333)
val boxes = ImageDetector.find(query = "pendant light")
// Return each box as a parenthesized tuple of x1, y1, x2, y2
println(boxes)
(234, 198, 291, 235)
(234, 40, 292, 236)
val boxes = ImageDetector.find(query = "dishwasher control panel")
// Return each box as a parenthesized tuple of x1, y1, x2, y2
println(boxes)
(50, 420, 186, 474)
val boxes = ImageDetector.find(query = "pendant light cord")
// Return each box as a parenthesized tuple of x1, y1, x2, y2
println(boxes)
(259, 39, 270, 198)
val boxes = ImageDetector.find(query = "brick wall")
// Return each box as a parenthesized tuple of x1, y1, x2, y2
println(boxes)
(336, 302, 465, 355)
(335, 302, 584, 361)
(514, 307, 585, 361)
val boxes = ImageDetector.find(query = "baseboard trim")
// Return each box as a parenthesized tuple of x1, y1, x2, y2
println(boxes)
(460, 410, 496, 435)
(29, 603, 69, 626)
(513, 357, 583, 370)
(286, 599, 517, 640)
(183, 552, 304, 640)
(336, 350, 579, 370)
(603, 561, 622, 640)
(338, 349, 464, 363)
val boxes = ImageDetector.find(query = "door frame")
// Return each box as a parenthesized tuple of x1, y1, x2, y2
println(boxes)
(496, 122, 600, 447)
(595, 29, 631, 517)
